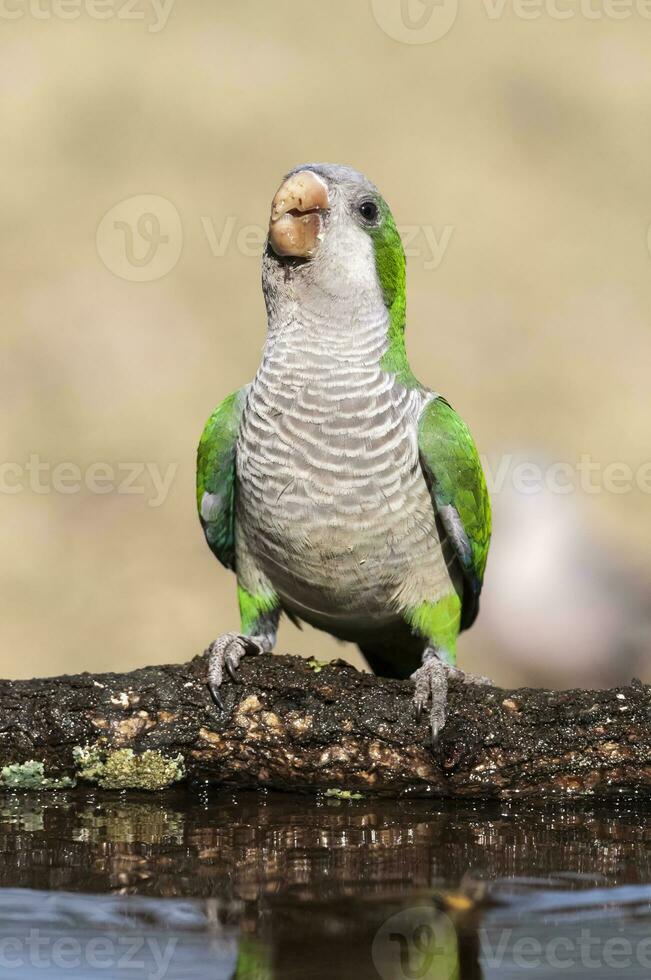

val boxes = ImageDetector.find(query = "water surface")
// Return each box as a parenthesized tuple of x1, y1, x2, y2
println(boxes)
(0, 790, 648, 978)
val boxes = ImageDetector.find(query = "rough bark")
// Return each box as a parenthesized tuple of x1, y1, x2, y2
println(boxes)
(0, 652, 648, 797)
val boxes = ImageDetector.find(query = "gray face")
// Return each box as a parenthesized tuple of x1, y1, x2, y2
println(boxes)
(262, 163, 387, 317)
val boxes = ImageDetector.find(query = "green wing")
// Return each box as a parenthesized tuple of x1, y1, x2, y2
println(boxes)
(196, 388, 247, 571)
(417, 395, 491, 630)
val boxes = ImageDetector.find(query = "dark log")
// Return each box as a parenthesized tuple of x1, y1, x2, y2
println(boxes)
(0, 652, 648, 797)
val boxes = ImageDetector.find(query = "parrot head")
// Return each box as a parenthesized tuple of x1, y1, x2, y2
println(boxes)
(262, 163, 406, 327)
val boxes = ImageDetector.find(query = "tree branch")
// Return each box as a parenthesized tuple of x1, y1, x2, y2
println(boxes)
(0, 652, 648, 797)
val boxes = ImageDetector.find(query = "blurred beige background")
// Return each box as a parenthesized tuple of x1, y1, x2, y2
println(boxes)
(2, 0, 650, 687)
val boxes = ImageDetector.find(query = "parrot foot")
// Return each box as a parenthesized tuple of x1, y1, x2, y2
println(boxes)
(452, 667, 492, 687)
(206, 632, 270, 709)
(411, 650, 492, 741)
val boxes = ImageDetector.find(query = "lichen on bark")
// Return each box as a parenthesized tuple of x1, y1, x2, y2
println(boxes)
(73, 744, 185, 790)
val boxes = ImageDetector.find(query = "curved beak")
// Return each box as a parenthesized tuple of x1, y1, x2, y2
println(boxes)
(268, 171, 330, 259)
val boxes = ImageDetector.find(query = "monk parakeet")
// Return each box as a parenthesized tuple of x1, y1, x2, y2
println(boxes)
(197, 163, 491, 739)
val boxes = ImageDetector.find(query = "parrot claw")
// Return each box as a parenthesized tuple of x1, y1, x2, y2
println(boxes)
(411, 651, 493, 744)
(209, 685, 225, 712)
(206, 632, 264, 708)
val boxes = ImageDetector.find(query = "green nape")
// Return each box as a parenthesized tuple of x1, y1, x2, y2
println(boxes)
(370, 206, 417, 389)
(405, 593, 462, 664)
(238, 584, 279, 634)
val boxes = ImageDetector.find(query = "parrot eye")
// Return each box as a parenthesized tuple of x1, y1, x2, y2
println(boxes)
(358, 200, 379, 223)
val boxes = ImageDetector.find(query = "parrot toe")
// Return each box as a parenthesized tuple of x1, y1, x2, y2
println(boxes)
(411, 652, 449, 742)
(410, 653, 493, 743)
(447, 666, 493, 687)
(206, 632, 264, 709)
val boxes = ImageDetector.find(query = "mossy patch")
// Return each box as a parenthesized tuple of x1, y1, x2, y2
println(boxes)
(73, 744, 185, 791)
(324, 788, 364, 801)
(0, 761, 74, 791)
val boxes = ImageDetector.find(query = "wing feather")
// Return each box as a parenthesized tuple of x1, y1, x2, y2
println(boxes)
(196, 388, 247, 571)
(418, 396, 491, 630)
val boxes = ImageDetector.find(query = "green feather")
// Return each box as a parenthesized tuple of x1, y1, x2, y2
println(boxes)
(196, 388, 247, 570)
(405, 594, 462, 661)
(417, 396, 491, 630)
(238, 584, 279, 634)
(369, 205, 417, 389)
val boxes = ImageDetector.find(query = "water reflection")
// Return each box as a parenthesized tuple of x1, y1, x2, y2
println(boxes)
(0, 790, 647, 978)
